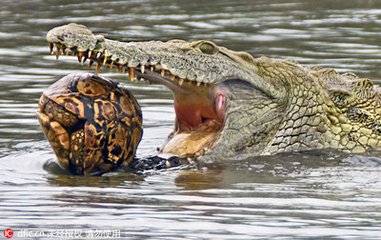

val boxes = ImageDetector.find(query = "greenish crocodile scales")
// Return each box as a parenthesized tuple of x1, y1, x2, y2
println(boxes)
(46, 23, 381, 163)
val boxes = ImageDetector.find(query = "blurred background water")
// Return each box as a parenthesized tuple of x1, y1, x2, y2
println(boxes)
(0, 0, 381, 239)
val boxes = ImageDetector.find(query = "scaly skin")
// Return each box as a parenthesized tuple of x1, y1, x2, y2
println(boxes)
(46, 23, 381, 162)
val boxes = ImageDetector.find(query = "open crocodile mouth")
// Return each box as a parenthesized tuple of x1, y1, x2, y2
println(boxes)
(49, 43, 226, 158)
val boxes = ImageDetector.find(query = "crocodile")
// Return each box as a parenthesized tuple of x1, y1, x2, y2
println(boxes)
(46, 23, 381, 162)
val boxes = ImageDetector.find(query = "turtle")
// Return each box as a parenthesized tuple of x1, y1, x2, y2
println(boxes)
(37, 72, 143, 175)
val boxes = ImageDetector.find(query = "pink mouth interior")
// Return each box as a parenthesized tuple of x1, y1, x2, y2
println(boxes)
(161, 82, 226, 157)
(174, 92, 225, 131)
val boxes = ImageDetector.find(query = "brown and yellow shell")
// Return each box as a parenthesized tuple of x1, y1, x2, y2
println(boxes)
(37, 73, 143, 175)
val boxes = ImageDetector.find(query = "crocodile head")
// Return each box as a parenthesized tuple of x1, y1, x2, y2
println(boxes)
(47, 23, 381, 161)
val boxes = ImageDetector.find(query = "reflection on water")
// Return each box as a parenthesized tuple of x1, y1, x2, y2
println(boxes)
(1, 0, 381, 238)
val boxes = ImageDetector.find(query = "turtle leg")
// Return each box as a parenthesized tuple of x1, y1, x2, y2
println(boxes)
(38, 112, 70, 169)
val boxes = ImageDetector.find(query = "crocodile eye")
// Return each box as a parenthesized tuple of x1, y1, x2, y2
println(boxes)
(199, 42, 217, 55)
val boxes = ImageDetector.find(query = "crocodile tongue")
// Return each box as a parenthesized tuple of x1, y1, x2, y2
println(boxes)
(162, 122, 220, 156)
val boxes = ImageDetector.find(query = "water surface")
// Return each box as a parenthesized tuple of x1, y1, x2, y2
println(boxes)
(1, 0, 381, 239)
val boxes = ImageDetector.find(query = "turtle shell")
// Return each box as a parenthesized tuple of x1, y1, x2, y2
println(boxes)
(38, 73, 143, 175)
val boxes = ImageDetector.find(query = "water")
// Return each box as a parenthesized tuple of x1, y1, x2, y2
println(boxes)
(1, 0, 381, 239)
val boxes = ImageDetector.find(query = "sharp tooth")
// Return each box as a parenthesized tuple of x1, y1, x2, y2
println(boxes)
(129, 67, 135, 81)
(170, 75, 175, 81)
(81, 56, 85, 65)
(140, 65, 145, 74)
(165, 161, 172, 168)
(197, 82, 201, 87)
(55, 47, 60, 59)
(96, 52, 101, 58)
(150, 66, 154, 72)
(103, 56, 108, 65)
(110, 61, 114, 69)
(95, 63, 101, 74)
(88, 50, 92, 58)
(179, 79, 184, 86)
(48, 42, 53, 54)
(118, 64, 123, 73)
(77, 51, 84, 60)
(161, 69, 165, 76)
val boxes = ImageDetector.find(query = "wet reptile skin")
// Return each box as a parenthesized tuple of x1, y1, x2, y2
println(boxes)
(38, 73, 142, 175)
(45, 23, 381, 162)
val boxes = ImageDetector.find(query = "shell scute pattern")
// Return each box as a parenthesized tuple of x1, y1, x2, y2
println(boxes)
(38, 73, 142, 175)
